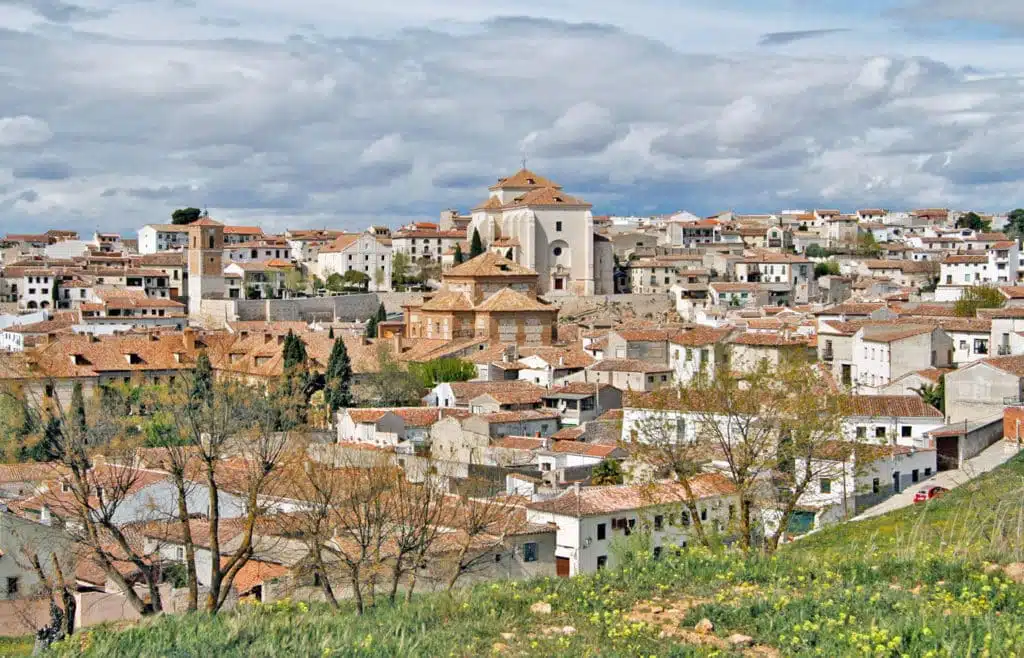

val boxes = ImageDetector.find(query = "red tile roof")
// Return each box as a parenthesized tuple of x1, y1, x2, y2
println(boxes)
(526, 474, 736, 516)
(840, 395, 942, 418)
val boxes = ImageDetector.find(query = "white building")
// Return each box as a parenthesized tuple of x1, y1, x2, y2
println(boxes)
(852, 325, 953, 391)
(391, 227, 465, 261)
(840, 395, 945, 448)
(316, 231, 393, 292)
(936, 243, 1020, 302)
(525, 475, 737, 576)
(466, 169, 613, 296)
(138, 224, 190, 254)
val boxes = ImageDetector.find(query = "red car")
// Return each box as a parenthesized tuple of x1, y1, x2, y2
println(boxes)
(913, 486, 948, 503)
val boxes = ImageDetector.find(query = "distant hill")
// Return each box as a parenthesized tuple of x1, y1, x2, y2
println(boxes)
(47, 454, 1024, 657)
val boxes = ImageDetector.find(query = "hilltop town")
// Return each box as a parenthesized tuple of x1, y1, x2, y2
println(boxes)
(1, 169, 1023, 645)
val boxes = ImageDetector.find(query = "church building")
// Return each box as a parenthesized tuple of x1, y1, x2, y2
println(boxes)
(467, 169, 613, 297)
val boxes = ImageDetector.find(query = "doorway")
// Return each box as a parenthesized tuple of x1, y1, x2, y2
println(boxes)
(556, 557, 570, 578)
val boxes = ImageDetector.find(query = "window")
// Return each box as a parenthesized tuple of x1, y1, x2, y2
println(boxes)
(700, 508, 707, 521)
(856, 426, 866, 439)
(728, 504, 736, 519)
(654, 514, 664, 531)
(596, 523, 606, 541)
(660, 375, 667, 382)
(553, 246, 563, 256)
(556, 221, 562, 232)
(6, 577, 18, 596)
(494, 553, 502, 563)
(912, 469, 920, 483)
(680, 510, 690, 526)
(523, 542, 538, 562)
(596, 556, 608, 570)
(652, 546, 663, 560)
(872, 478, 880, 494)
(819, 478, 832, 494)
(175, 546, 185, 560)
(875, 427, 886, 439)
(925, 467, 932, 476)
(901, 426, 912, 438)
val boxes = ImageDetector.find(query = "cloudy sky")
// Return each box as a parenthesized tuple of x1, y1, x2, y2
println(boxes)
(1, 0, 1023, 234)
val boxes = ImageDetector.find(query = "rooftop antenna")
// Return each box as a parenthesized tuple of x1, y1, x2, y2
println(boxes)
(521, 144, 528, 171)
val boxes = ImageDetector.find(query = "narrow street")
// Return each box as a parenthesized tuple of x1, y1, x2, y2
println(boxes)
(853, 441, 1020, 520)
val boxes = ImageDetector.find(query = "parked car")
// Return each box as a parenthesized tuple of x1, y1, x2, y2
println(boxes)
(913, 486, 948, 504)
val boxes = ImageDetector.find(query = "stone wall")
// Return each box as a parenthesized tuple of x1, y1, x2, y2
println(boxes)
(551, 293, 677, 324)
(196, 292, 421, 328)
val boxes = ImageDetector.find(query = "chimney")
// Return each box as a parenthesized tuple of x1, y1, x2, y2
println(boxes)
(572, 481, 581, 496)
(392, 331, 402, 354)
(183, 327, 196, 352)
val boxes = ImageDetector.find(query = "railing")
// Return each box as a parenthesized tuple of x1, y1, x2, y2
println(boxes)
(999, 344, 1012, 356)
(1003, 396, 1024, 406)
(823, 349, 834, 361)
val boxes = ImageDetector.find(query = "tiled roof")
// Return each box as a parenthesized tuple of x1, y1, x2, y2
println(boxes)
(448, 381, 547, 403)
(467, 384, 546, 406)
(445, 252, 537, 278)
(669, 326, 732, 346)
(225, 558, 289, 596)
(480, 409, 560, 424)
(862, 260, 936, 273)
(550, 426, 586, 440)
(589, 359, 673, 373)
(980, 354, 1024, 377)
(1001, 286, 1024, 299)
(346, 409, 390, 424)
(474, 288, 553, 313)
(2, 333, 195, 379)
(548, 441, 623, 458)
(503, 187, 591, 209)
(420, 290, 475, 312)
(526, 474, 736, 516)
(943, 254, 988, 264)
(222, 226, 263, 235)
(916, 367, 953, 383)
(318, 234, 361, 254)
(488, 168, 561, 191)
(391, 407, 470, 427)
(858, 324, 933, 343)
(840, 395, 943, 418)
(541, 382, 615, 397)
(730, 332, 809, 347)
(491, 436, 547, 450)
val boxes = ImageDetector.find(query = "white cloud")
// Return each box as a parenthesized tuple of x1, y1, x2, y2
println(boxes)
(0, 115, 52, 147)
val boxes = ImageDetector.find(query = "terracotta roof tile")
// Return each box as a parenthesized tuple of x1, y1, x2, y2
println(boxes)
(445, 252, 537, 278)
(526, 474, 736, 516)
(840, 395, 942, 418)
(589, 359, 673, 373)
(488, 169, 561, 191)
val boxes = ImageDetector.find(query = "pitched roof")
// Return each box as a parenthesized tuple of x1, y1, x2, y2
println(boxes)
(420, 290, 475, 312)
(503, 187, 590, 209)
(589, 359, 673, 373)
(447, 381, 546, 403)
(980, 354, 1024, 377)
(730, 332, 809, 347)
(840, 395, 943, 418)
(526, 474, 736, 516)
(488, 169, 561, 191)
(548, 441, 623, 458)
(943, 254, 988, 264)
(445, 252, 537, 278)
(480, 409, 560, 423)
(474, 288, 554, 313)
(858, 324, 934, 343)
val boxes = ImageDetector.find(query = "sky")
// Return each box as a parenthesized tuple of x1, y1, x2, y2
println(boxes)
(2, 0, 1024, 235)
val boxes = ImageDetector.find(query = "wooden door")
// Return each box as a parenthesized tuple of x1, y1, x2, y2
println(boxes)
(556, 557, 570, 578)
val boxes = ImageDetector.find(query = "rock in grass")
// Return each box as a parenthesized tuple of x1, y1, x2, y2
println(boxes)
(727, 633, 753, 647)
(529, 601, 552, 615)
(694, 618, 714, 635)
(1003, 563, 1024, 584)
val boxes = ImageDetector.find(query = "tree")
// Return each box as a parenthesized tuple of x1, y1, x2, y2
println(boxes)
(453, 243, 464, 264)
(813, 260, 841, 279)
(856, 231, 881, 257)
(70, 382, 87, 438)
(470, 229, 484, 258)
(342, 270, 370, 290)
(914, 375, 945, 414)
(1006, 209, 1024, 239)
(957, 211, 990, 232)
(409, 358, 477, 388)
(591, 459, 623, 485)
(283, 269, 306, 297)
(323, 337, 354, 413)
(171, 207, 203, 225)
(325, 273, 345, 293)
(328, 325, 335, 339)
(954, 284, 1005, 317)
(392, 253, 411, 288)
(364, 346, 424, 406)
(804, 244, 830, 258)
(366, 303, 386, 339)
(282, 331, 308, 370)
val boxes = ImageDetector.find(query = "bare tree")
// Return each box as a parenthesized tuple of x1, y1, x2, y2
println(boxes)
(440, 489, 526, 592)
(385, 466, 451, 604)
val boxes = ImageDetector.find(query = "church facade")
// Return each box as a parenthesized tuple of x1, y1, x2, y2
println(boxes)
(467, 169, 613, 297)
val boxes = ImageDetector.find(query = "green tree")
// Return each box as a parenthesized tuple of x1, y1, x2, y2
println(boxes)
(954, 284, 1006, 317)
(813, 260, 841, 279)
(328, 325, 335, 339)
(956, 211, 990, 232)
(325, 273, 345, 293)
(804, 244, 829, 258)
(365, 347, 425, 406)
(392, 253, 411, 287)
(70, 382, 87, 438)
(365, 314, 379, 339)
(409, 358, 477, 387)
(191, 352, 213, 405)
(342, 270, 370, 290)
(323, 337, 354, 412)
(375, 302, 387, 324)
(453, 243, 464, 264)
(283, 269, 306, 297)
(856, 231, 881, 257)
(470, 228, 484, 258)
(282, 331, 308, 370)
(591, 459, 623, 485)
(914, 375, 945, 414)
(1006, 209, 1024, 239)
(171, 207, 203, 225)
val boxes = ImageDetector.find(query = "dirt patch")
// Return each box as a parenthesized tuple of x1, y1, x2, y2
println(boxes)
(626, 597, 779, 657)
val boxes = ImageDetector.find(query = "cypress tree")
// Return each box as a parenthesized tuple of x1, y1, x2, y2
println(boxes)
(470, 228, 484, 258)
(453, 243, 464, 264)
(328, 325, 335, 339)
(70, 382, 87, 438)
(324, 337, 353, 411)
(376, 303, 387, 324)
(365, 314, 378, 339)
(282, 331, 307, 369)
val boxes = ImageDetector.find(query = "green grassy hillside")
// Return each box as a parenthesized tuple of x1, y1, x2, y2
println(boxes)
(46, 453, 1024, 657)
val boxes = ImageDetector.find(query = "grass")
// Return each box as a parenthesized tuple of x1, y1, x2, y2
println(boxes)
(45, 453, 1024, 657)
(0, 636, 34, 658)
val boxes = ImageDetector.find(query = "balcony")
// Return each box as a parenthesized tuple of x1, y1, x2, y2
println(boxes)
(999, 344, 1012, 356)
(822, 349, 834, 361)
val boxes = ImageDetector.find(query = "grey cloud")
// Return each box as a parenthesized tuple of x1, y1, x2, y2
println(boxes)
(199, 16, 241, 28)
(0, 0, 109, 22)
(12, 158, 72, 180)
(2, 17, 1024, 234)
(17, 189, 38, 203)
(759, 29, 851, 47)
